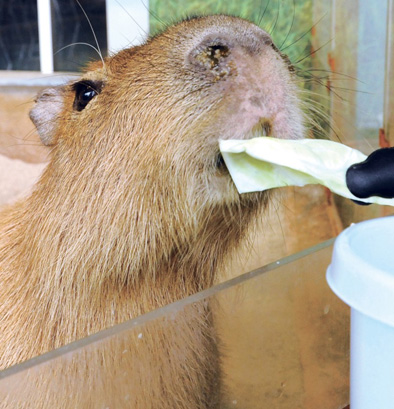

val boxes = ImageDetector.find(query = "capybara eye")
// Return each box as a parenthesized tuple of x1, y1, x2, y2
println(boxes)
(72, 80, 102, 112)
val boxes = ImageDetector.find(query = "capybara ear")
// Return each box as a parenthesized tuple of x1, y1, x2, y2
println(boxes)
(29, 87, 65, 146)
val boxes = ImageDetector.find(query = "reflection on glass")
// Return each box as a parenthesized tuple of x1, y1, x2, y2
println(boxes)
(0, 240, 349, 409)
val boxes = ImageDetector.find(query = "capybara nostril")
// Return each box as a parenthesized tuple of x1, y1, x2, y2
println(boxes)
(198, 44, 230, 68)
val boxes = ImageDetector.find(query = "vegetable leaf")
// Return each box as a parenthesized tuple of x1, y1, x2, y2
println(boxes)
(219, 137, 394, 207)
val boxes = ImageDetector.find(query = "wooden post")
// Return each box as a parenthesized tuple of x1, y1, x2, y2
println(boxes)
(329, 0, 359, 149)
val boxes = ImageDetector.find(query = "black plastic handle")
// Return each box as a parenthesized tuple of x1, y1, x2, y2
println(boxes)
(346, 147, 394, 201)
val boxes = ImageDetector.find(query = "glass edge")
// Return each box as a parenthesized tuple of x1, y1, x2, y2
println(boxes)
(0, 238, 335, 380)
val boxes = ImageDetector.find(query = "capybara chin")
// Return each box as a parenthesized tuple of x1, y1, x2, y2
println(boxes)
(0, 15, 304, 408)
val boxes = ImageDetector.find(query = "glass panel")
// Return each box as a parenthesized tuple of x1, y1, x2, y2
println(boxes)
(328, 0, 393, 226)
(0, 0, 40, 70)
(0, 240, 350, 409)
(355, 0, 388, 150)
(51, 0, 107, 72)
(330, 0, 388, 152)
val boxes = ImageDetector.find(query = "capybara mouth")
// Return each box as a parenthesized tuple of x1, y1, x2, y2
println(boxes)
(252, 118, 273, 137)
(215, 118, 273, 172)
(216, 152, 227, 170)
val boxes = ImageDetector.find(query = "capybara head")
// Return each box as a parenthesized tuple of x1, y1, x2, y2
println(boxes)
(27, 15, 304, 289)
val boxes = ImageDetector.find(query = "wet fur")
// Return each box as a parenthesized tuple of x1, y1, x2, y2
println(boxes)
(0, 15, 304, 408)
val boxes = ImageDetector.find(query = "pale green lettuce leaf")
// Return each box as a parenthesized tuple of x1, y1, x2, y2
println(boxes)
(219, 137, 394, 207)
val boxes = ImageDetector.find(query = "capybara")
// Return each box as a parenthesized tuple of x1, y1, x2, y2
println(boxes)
(0, 15, 305, 408)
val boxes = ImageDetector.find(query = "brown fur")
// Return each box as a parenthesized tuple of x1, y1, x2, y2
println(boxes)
(0, 15, 304, 408)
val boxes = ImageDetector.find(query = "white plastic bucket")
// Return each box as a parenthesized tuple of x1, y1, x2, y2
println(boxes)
(327, 216, 394, 409)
